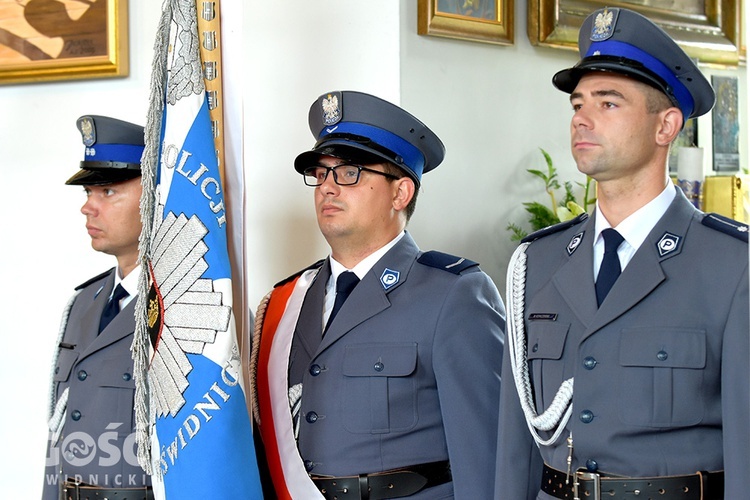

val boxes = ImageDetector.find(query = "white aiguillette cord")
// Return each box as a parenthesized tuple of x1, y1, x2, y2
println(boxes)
(48, 290, 80, 444)
(506, 242, 574, 447)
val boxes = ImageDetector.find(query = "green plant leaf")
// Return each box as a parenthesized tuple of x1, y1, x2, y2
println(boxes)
(506, 149, 592, 241)
(562, 181, 576, 205)
(506, 222, 528, 242)
(527, 169, 549, 182)
(566, 201, 586, 216)
(523, 201, 560, 231)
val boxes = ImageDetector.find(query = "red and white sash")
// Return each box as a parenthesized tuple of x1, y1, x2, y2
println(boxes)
(255, 269, 323, 499)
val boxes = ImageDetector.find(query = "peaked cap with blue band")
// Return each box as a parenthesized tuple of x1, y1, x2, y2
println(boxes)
(65, 115, 145, 186)
(553, 7, 715, 120)
(294, 91, 445, 185)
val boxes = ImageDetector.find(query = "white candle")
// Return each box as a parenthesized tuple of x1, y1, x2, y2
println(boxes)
(677, 146, 704, 181)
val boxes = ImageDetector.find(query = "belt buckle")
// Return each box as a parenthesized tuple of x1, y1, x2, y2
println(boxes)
(63, 479, 81, 500)
(573, 468, 601, 500)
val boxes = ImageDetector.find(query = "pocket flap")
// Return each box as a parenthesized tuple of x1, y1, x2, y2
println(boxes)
(620, 328, 706, 368)
(343, 343, 417, 377)
(53, 349, 79, 382)
(527, 323, 570, 360)
(97, 356, 137, 388)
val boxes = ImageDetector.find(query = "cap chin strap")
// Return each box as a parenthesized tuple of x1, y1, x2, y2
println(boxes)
(506, 242, 574, 447)
(79, 160, 142, 171)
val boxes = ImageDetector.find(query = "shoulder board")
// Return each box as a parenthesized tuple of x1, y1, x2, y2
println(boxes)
(521, 213, 589, 243)
(274, 259, 325, 288)
(75, 268, 114, 291)
(417, 251, 478, 274)
(701, 213, 748, 243)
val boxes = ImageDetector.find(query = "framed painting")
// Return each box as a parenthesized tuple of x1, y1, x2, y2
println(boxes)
(527, 0, 742, 65)
(418, 0, 513, 46)
(0, 0, 128, 85)
(711, 75, 740, 172)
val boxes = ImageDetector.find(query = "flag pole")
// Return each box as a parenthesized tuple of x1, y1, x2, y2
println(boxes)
(196, 0, 225, 180)
(195, 0, 254, 418)
(134, 1, 262, 496)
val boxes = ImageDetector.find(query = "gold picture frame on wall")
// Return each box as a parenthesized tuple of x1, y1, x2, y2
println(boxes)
(418, 0, 514, 46)
(0, 0, 128, 85)
(528, 0, 742, 65)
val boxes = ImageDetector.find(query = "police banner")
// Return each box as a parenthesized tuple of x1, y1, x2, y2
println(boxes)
(133, 0, 262, 498)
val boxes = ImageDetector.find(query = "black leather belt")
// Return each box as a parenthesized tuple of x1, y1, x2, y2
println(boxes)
(542, 464, 724, 500)
(310, 460, 451, 500)
(63, 481, 154, 500)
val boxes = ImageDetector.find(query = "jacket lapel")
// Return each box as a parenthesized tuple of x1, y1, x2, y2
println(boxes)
(294, 262, 329, 360)
(552, 217, 598, 328)
(74, 272, 115, 356)
(317, 233, 419, 352)
(80, 292, 137, 359)
(584, 190, 695, 338)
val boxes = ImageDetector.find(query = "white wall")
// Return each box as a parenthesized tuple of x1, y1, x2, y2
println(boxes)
(0, 1, 746, 497)
(245, 1, 401, 308)
(398, 1, 748, 285)
(0, 2, 161, 495)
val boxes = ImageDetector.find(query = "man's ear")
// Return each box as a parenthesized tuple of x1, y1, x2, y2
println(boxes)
(392, 176, 415, 212)
(657, 107, 683, 147)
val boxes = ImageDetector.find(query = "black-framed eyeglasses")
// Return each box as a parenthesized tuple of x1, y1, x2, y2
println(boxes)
(302, 164, 400, 187)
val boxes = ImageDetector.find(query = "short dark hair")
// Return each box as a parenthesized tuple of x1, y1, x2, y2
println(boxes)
(643, 82, 675, 115)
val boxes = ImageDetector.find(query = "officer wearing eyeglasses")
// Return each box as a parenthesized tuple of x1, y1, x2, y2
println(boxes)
(252, 91, 505, 499)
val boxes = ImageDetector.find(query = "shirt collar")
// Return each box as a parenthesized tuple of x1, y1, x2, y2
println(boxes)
(115, 264, 141, 299)
(594, 182, 675, 250)
(329, 231, 405, 282)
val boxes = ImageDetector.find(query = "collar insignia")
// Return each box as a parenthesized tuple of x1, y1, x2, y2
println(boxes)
(567, 231, 584, 255)
(321, 92, 342, 126)
(656, 232, 681, 257)
(591, 8, 617, 42)
(380, 268, 400, 290)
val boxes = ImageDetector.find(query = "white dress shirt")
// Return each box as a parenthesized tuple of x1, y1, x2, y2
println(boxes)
(593, 183, 675, 280)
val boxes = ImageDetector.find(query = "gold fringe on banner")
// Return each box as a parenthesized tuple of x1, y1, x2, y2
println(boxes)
(196, 0, 225, 182)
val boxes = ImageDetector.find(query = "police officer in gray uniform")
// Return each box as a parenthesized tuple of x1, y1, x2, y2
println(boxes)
(43, 116, 153, 500)
(496, 8, 748, 500)
(253, 91, 505, 499)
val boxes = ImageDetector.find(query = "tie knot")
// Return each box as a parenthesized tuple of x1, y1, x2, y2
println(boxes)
(336, 271, 359, 296)
(601, 228, 624, 253)
(112, 283, 129, 302)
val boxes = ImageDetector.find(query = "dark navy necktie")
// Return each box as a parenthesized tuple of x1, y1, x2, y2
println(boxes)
(595, 229, 624, 306)
(99, 284, 128, 333)
(324, 271, 359, 333)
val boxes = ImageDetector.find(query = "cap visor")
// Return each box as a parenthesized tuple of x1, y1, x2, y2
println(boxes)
(554, 60, 669, 98)
(65, 168, 141, 186)
(294, 143, 396, 174)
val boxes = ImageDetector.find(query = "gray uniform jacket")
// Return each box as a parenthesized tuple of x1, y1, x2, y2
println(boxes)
(288, 232, 505, 499)
(496, 188, 749, 499)
(43, 269, 149, 499)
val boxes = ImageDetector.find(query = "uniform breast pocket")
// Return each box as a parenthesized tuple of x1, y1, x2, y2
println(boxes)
(618, 327, 706, 427)
(342, 343, 418, 434)
(527, 322, 570, 410)
(96, 357, 137, 431)
(53, 349, 80, 383)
